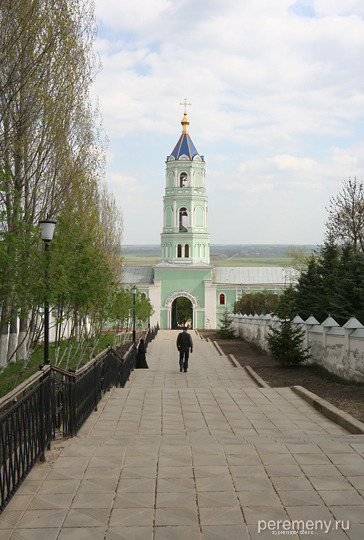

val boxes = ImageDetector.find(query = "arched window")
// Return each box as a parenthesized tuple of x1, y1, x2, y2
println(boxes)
(184, 244, 189, 258)
(180, 172, 188, 187)
(165, 206, 172, 227)
(219, 293, 226, 306)
(195, 206, 204, 227)
(177, 244, 182, 258)
(179, 207, 188, 232)
(141, 293, 147, 300)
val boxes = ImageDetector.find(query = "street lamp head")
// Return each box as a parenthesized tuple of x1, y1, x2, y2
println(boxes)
(132, 286, 137, 295)
(39, 216, 56, 242)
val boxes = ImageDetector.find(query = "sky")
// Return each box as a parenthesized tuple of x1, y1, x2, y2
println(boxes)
(91, 0, 364, 246)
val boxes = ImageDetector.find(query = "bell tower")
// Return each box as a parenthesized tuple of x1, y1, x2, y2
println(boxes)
(160, 104, 210, 265)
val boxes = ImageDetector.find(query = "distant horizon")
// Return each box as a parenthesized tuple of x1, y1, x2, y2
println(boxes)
(121, 243, 318, 247)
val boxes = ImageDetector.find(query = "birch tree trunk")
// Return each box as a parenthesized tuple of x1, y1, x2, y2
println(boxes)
(17, 313, 28, 362)
(7, 307, 18, 363)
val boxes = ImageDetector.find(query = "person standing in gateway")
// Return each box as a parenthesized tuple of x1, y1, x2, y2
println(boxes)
(177, 327, 193, 372)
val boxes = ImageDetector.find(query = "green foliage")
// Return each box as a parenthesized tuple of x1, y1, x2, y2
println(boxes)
(0, 174, 44, 320)
(49, 212, 114, 321)
(0, 0, 123, 370)
(267, 319, 310, 366)
(287, 239, 364, 325)
(293, 256, 322, 321)
(109, 287, 154, 329)
(175, 297, 192, 326)
(135, 293, 154, 324)
(275, 286, 297, 319)
(234, 291, 279, 315)
(217, 308, 236, 339)
(331, 253, 364, 325)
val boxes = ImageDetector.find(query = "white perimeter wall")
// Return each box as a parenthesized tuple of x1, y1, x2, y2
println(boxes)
(231, 314, 364, 382)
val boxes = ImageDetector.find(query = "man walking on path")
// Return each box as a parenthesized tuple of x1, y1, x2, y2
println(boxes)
(176, 327, 193, 372)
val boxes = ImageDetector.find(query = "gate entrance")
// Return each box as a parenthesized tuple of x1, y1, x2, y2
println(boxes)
(171, 297, 193, 329)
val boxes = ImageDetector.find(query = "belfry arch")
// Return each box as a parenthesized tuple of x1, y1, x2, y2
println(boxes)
(165, 290, 199, 329)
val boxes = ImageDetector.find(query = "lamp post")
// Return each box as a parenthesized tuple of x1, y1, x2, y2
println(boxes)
(39, 216, 56, 364)
(132, 286, 137, 343)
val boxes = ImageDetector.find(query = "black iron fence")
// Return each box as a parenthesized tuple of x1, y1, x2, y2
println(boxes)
(0, 325, 158, 512)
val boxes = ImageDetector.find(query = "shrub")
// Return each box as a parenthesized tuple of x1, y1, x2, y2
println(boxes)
(217, 308, 236, 339)
(267, 319, 310, 366)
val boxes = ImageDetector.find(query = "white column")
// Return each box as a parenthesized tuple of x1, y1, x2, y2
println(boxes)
(204, 280, 216, 329)
(149, 280, 161, 327)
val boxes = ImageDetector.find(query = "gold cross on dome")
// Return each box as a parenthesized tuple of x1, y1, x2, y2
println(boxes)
(180, 98, 191, 114)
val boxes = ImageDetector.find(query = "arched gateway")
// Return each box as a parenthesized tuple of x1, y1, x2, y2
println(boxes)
(165, 290, 199, 329)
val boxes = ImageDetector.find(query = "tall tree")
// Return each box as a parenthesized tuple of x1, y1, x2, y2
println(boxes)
(326, 177, 364, 253)
(314, 239, 341, 321)
(331, 253, 364, 325)
(0, 0, 109, 365)
(293, 256, 321, 321)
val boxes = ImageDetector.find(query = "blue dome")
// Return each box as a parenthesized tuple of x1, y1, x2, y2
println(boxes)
(169, 133, 201, 160)
(167, 112, 204, 161)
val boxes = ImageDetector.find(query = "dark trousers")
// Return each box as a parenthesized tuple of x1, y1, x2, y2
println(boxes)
(179, 347, 190, 371)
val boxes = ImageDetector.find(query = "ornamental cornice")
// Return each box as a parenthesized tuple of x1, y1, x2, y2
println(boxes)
(160, 233, 209, 238)
(165, 290, 200, 308)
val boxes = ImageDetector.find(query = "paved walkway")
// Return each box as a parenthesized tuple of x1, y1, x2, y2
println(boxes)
(1, 330, 364, 540)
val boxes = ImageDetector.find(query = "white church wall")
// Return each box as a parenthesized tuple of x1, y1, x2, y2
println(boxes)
(231, 314, 364, 382)
(204, 280, 216, 329)
(148, 280, 161, 327)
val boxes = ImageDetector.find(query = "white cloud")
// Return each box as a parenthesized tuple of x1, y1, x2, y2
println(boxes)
(95, 0, 172, 32)
(91, 0, 364, 244)
(106, 172, 144, 193)
(272, 155, 316, 170)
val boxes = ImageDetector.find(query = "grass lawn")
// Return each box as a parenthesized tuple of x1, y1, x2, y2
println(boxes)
(0, 330, 120, 400)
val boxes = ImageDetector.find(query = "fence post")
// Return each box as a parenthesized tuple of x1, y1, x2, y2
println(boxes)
(39, 373, 51, 461)
(69, 375, 76, 436)
(46, 375, 52, 450)
(93, 363, 98, 411)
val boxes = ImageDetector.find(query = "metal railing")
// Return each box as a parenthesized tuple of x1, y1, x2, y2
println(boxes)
(0, 325, 158, 512)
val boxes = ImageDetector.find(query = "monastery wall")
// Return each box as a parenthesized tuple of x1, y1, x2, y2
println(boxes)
(230, 313, 364, 382)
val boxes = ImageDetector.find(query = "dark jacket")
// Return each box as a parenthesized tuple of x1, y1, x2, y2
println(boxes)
(177, 331, 193, 351)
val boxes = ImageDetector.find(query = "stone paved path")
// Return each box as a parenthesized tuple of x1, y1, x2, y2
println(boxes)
(1, 330, 364, 540)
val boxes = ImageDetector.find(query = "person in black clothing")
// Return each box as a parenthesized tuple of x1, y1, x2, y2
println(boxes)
(136, 338, 149, 369)
(176, 327, 193, 372)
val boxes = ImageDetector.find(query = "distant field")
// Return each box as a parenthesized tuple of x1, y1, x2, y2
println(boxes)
(212, 257, 293, 267)
(123, 256, 294, 267)
(124, 256, 161, 266)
